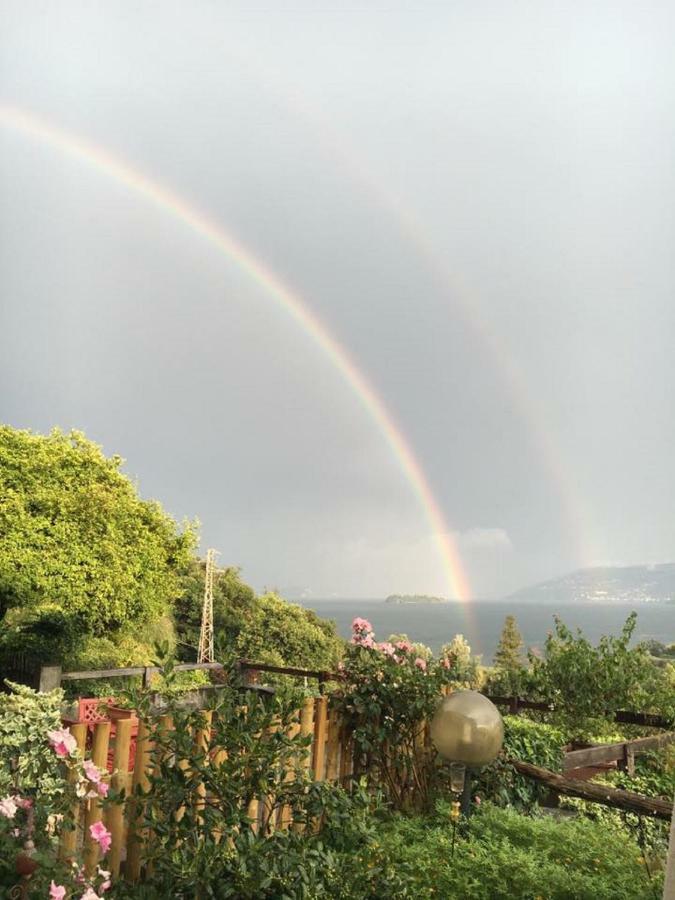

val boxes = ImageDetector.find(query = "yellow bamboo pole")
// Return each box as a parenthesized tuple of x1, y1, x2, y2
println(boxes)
(325, 707, 341, 782)
(338, 726, 353, 788)
(312, 696, 328, 782)
(106, 718, 132, 878)
(126, 718, 154, 882)
(278, 717, 301, 830)
(292, 697, 315, 834)
(83, 722, 111, 875)
(193, 710, 213, 823)
(59, 723, 88, 861)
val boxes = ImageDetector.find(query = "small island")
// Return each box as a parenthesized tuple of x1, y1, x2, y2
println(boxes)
(385, 593, 449, 604)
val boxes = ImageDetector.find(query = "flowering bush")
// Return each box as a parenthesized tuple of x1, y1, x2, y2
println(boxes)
(334, 618, 461, 810)
(0, 682, 114, 898)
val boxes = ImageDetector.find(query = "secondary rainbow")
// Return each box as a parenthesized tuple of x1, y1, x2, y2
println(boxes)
(0, 103, 474, 615)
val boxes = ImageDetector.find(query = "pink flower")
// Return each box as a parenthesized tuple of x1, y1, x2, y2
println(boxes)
(89, 821, 112, 854)
(97, 868, 111, 893)
(395, 640, 412, 653)
(48, 728, 77, 758)
(474, 795, 481, 805)
(360, 634, 375, 649)
(0, 796, 18, 819)
(49, 882, 67, 900)
(15, 796, 32, 809)
(378, 642, 396, 657)
(414, 657, 427, 671)
(351, 617, 373, 634)
(80, 889, 101, 900)
(83, 760, 102, 784)
(441, 657, 452, 670)
(96, 781, 109, 798)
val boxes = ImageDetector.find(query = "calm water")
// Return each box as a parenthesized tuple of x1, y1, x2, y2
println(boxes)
(295, 599, 675, 660)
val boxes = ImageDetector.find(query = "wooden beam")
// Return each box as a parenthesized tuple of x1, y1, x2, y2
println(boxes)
(510, 759, 673, 820)
(563, 733, 675, 772)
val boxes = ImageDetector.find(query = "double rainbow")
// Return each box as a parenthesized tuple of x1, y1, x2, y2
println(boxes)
(0, 104, 473, 617)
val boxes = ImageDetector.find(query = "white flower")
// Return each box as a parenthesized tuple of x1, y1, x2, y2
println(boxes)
(0, 796, 18, 819)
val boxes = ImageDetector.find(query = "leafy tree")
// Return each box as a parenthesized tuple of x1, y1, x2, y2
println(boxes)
(494, 615, 524, 671)
(174, 563, 343, 670)
(174, 558, 257, 659)
(528, 613, 673, 738)
(0, 426, 196, 669)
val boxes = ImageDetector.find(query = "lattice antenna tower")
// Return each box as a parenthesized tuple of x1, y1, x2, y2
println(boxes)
(197, 548, 219, 663)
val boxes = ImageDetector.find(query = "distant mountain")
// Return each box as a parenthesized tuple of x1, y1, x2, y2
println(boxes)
(507, 563, 675, 605)
(385, 593, 448, 604)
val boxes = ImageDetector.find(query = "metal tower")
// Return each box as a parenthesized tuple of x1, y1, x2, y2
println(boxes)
(197, 548, 218, 663)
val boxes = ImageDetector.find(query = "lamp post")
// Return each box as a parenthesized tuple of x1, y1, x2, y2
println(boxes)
(430, 690, 504, 819)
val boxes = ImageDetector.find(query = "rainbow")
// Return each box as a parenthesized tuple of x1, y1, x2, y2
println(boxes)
(229, 52, 597, 567)
(0, 104, 475, 617)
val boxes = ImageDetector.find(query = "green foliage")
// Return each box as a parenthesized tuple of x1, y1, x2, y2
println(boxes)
(0, 681, 64, 797)
(0, 426, 196, 670)
(478, 716, 566, 810)
(175, 561, 343, 670)
(527, 612, 673, 738)
(113, 664, 410, 899)
(493, 614, 524, 671)
(375, 801, 661, 899)
(0, 681, 114, 897)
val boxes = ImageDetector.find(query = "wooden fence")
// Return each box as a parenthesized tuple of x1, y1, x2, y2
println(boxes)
(57, 692, 355, 882)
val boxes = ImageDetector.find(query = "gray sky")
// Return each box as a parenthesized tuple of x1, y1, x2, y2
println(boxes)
(2, 2, 675, 599)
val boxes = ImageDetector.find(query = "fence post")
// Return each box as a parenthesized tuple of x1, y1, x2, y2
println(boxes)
(59, 723, 88, 861)
(84, 722, 112, 875)
(106, 718, 133, 878)
(39, 665, 62, 692)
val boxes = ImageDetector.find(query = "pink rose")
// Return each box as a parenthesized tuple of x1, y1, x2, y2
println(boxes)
(96, 781, 109, 798)
(414, 657, 427, 671)
(89, 821, 112, 854)
(49, 882, 67, 900)
(395, 640, 412, 653)
(0, 796, 18, 819)
(83, 760, 102, 784)
(378, 642, 396, 657)
(80, 889, 101, 900)
(48, 728, 77, 758)
(351, 617, 373, 634)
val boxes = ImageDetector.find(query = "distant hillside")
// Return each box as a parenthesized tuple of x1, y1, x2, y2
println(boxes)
(507, 563, 675, 605)
(385, 593, 448, 604)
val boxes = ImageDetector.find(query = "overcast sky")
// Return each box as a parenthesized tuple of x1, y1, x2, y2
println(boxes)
(2, 2, 675, 599)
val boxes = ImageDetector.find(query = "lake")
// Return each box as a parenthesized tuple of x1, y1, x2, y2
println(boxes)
(294, 599, 675, 660)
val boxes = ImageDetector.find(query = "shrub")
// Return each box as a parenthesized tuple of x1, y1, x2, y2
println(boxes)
(478, 715, 566, 810)
(332, 618, 458, 811)
(375, 801, 662, 899)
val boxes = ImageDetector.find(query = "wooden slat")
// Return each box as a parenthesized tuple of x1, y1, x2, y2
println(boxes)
(279, 718, 301, 830)
(338, 726, 353, 788)
(563, 732, 675, 772)
(59, 723, 88, 860)
(292, 697, 315, 834)
(325, 708, 341, 782)
(312, 696, 329, 781)
(106, 718, 133, 877)
(83, 722, 111, 875)
(125, 718, 154, 881)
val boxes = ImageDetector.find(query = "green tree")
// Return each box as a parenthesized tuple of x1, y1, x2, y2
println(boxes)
(494, 615, 524, 671)
(529, 613, 673, 738)
(174, 563, 343, 670)
(0, 426, 196, 669)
